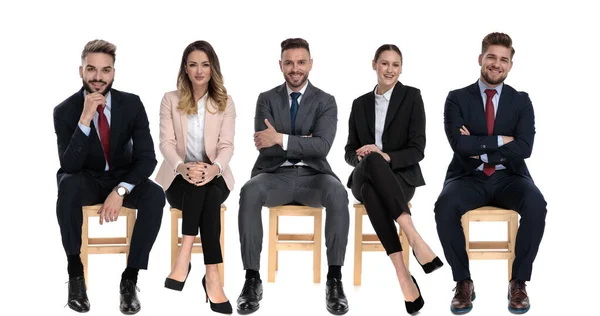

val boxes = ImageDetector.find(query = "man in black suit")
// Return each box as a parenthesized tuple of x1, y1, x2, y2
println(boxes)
(53, 39, 164, 315)
(434, 32, 546, 315)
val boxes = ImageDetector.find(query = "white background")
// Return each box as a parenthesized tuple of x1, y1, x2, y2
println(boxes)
(1, 0, 598, 315)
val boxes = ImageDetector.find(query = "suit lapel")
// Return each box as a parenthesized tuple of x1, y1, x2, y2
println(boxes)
(276, 83, 292, 134)
(203, 99, 217, 157)
(383, 82, 407, 132)
(467, 82, 486, 129)
(364, 88, 376, 137)
(295, 81, 316, 134)
(109, 90, 122, 165)
(495, 84, 514, 133)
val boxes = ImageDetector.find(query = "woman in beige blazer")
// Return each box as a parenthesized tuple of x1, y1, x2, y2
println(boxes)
(155, 40, 235, 314)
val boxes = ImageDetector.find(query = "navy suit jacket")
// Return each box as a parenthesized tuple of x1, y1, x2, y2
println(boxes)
(443, 81, 536, 183)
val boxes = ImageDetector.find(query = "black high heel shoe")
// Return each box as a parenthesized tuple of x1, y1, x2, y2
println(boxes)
(164, 263, 191, 291)
(413, 250, 444, 274)
(405, 275, 425, 315)
(202, 275, 233, 314)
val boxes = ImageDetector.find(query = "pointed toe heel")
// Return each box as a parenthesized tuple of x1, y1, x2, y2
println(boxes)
(413, 250, 444, 274)
(164, 263, 191, 291)
(405, 275, 424, 315)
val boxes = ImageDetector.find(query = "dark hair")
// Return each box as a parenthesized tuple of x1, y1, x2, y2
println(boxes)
(482, 32, 515, 58)
(177, 40, 228, 114)
(373, 44, 402, 64)
(280, 38, 310, 56)
(81, 39, 116, 63)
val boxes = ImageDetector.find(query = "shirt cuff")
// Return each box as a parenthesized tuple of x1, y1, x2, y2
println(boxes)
(480, 154, 489, 163)
(497, 136, 504, 147)
(174, 160, 184, 174)
(282, 134, 289, 150)
(214, 162, 223, 177)
(118, 182, 135, 194)
(78, 122, 91, 136)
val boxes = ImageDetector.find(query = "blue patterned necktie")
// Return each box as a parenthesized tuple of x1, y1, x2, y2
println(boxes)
(289, 92, 302, 164)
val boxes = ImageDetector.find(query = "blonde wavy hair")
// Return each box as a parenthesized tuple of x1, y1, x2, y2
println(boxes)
(177, 41, 228, 115)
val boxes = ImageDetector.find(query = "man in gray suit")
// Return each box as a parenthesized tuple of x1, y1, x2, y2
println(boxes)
(236, 38, 350, 315)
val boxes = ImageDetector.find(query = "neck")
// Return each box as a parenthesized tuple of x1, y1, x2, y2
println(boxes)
(376, 83, 393, 95)
(480, 77, 502, 89)
(192, 84, 208, 102)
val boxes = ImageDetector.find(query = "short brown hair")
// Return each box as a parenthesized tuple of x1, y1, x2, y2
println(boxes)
(281, 38, 310, 56)
(482, 32, 515, 58)
(81, 39, 117, 63)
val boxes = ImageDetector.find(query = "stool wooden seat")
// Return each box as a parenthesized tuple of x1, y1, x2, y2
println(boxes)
(170, 206, 226, 285)
(81, 204, 136, 286)
(461, 206, 519, 280)
(267, 205, 323, 283)
(353, 203, 411, 286)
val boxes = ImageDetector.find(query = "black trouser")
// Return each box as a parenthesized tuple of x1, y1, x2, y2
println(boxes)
(166, 175, 230, 264)
(434, 170, 547, 281)
(351, 153, 415, 255)
(56, 171, 165, 269)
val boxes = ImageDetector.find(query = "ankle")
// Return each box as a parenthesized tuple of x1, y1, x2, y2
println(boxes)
(327, 265, 342, 280)
(245, 269, 260, 280)
(122, 267, 139, 284)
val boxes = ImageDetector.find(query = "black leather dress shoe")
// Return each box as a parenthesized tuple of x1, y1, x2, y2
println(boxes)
(119, 280, 141, 315)
(67, 276, 90, 313)
(325, 278, 349, 315)
(236, 277, 263, 315)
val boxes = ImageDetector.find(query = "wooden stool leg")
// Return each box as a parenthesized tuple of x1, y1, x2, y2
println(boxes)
(461, 214, 470, 255)
(275, 216, 279, 271)
(400, 229, 410, 269)
(267, 209, 278, 282)
(81, 209, 89, 288)
(508, 213, 518, 281)
(126, 210, 135, 264)
(171, 210, 179, 270)
(313, 211, 322, 284)
(219, 209, 225, 285)
(353, 207, 363, 286)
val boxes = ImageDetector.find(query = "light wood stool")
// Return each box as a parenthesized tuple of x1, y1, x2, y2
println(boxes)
(353, 203, 411, 286)
(81, 205, 136, 286)
(461, 206, 519, 280)
(170, 206, 226, 285)
(267, 205, 323, 283)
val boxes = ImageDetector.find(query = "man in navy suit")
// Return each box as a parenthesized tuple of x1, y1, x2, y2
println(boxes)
(434, 32, 546, 315)
(53, 39, 164, 314)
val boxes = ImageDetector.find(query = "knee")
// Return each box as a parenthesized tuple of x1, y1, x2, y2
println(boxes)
(362, 152, 386, 169)
(324, 182, 349, 207)
(434, 195, 463, 223)
(57, 172, 85, 194)
(239, 181, 265, 205)
(142, 181, 166, 209)
(519, 193, 547, 223)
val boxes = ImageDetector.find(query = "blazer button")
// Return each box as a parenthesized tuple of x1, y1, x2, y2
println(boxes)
(481, 145, 486, 149)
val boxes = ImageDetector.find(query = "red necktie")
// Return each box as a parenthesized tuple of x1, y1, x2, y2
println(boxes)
(97, 105, 110, 169)
(483, 89, 496, 176)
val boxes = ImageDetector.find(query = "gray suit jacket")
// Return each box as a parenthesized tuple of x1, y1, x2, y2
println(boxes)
(251, 81, 339, 180)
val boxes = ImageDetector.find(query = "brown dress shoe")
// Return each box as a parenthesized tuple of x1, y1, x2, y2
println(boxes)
(450, 279, 475, 314)
(508, 279, 530, 314)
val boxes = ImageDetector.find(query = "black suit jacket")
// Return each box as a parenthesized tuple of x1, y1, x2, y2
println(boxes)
(53, 88, 157, 185)
(345, 81, 426, 188)
(443, 81, 535, 183)
(252, 82, 338, 179)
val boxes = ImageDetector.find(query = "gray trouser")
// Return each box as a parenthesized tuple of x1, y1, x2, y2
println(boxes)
(238, 166, 350, 271)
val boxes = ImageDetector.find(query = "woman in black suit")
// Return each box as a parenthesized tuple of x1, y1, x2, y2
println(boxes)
(345, 44, 443, 314)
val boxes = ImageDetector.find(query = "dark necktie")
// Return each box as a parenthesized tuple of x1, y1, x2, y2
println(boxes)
(289, 92, 301, 165)
(483, 89, 496, 176)
(97, 105, 110, 169)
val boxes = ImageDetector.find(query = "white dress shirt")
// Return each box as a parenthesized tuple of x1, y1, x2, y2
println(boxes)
(374, 86, 393, 150)
(280, 81, 309, 167)
(477, 79, 506, 171)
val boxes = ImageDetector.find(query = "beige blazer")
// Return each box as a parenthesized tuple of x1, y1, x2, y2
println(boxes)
(155, 90, 236, 191)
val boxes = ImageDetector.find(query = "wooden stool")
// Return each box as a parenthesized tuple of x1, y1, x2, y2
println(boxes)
(461, 206, 519, 280)
(81, 205, 136, 286)
(267, 205, 323, 283)
(170, 206, 226, 285)
(353, 203, 411, 286)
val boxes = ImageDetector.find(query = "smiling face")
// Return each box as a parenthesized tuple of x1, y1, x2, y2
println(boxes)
(185, 50, 211, 90)
(373, 49, 402, 92)
(479, 44, 513, 87)
(279, 48, 312, 91)
(79, 52, 115, 95)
